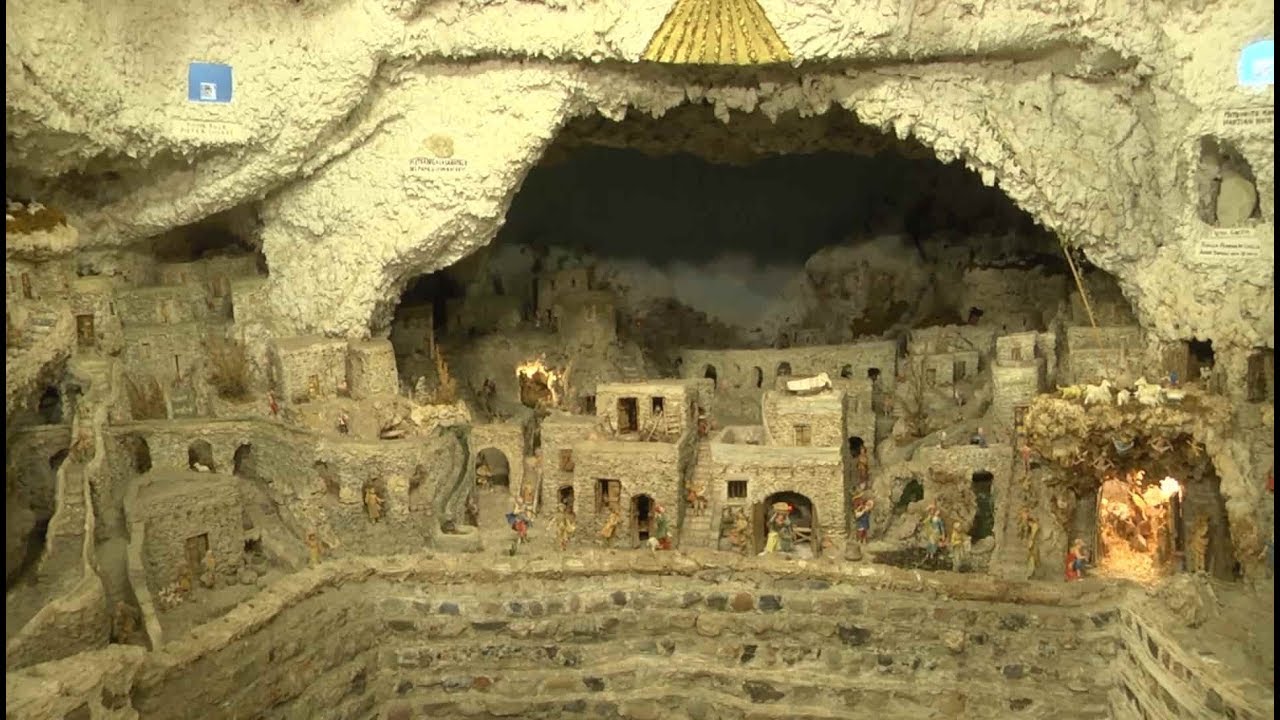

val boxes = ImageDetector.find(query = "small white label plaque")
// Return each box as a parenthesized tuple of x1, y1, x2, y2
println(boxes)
(1194, 227, 1263, 263)
(1219, 106, 1274, 133)
(171, 118, 250, 144)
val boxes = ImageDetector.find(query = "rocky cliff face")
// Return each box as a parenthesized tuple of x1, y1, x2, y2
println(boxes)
(4, 1, 1273, 348)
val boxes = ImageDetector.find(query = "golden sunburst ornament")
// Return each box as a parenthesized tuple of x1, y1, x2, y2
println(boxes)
(642, 0, 792, 66)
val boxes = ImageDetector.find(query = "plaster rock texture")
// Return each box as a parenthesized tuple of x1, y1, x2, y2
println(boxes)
(3, 0, 1273, 350)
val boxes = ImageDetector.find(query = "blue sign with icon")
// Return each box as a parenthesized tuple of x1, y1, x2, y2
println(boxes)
(1238, 40, 1274, 87)
(188, 62, 234, 103)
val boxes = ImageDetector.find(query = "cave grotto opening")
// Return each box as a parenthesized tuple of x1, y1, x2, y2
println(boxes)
(3, 3, 1276, 717)
(385, 104, 1140, 428)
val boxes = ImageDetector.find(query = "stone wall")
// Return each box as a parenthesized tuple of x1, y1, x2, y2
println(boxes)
(3, 553, 1185, 720)
(555, 290, 617, 350)
(992, 363, 1044, 438)
(471, 420, 529, 495)
(1064, 326, 1146, 385)
(595, 381, 695, 439)
(909, 325, 998, 360)
(570, 441, 688, 545)
(705, 444, 845, 539)
(131, 472, 244, 589)
(679, 342, 900, 395)
(120, 323, 208, 389)
(268, 335, 347, 403)
(761, 389, 845, 448)
(346, 338, 399, 398)
(541, 413, 599, 509)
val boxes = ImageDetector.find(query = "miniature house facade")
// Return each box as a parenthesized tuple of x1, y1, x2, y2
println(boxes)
(133, 473, 243, 590)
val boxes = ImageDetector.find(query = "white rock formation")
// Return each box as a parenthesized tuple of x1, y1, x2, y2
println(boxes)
(2, 0, 1271, 352)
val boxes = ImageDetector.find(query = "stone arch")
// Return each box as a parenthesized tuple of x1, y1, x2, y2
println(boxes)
(703, 364, 718, 389)
(233, 444, 256, 479)
(119, 434, 151, 475)
(188, 440, 216, 472)
(971, 470, 996, 541)
(763, 491, 818, 557)
(49, 449, 69, 474)
(630, 493, 657, 546)
(475, 447, 511, 489)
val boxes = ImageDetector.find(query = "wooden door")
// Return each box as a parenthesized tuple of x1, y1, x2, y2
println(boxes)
(184, 533, 209, 573)
(750, 502, 766, 554)
(75, 315, 95, 347)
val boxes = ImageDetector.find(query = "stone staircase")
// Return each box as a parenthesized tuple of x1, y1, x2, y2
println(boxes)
(680, 441, 718, 549)
(5, 307, 75, 421)
(36, 358, 113, 587)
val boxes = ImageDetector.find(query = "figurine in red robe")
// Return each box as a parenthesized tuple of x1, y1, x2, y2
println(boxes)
(1065, 538, 1088, 581)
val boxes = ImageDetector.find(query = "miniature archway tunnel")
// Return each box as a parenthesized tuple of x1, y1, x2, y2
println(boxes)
(188, 440, 216, 472)
(475, 447, 511, 488)
(119, 434, 151, 475)
(970, 471, 995, 541)
(233, 444, 256, 479)
(631, 493, 657, 544)
(762, 490, 818, 556)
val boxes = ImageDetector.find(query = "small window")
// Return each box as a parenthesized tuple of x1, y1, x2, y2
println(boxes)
(727, 480, 748, 499)
(1011, 346, 1023, 362)
(595, 479, 621, 512)
(794, 424, 812, 446)
(840, 364, 853, 379)
(867, 368, 881, 381)
(954, 360, 966, 379)
(925, 368, 937, 385)
(583, 395, 597, 414)
(652, 396, 665, 413)
(559, 449, 574, 472)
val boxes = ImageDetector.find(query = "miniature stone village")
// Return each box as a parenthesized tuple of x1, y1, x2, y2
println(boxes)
(4, 2, 1275, 720)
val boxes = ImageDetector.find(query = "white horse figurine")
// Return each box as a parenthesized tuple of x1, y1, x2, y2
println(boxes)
(1083, 380, 1113, 406)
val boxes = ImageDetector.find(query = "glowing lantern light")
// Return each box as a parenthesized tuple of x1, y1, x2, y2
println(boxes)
(516, 357, 561, 406)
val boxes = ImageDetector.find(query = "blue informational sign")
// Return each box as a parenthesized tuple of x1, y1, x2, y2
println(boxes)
(187, 62, 234, 103)
(1238, 40, 1274, 87)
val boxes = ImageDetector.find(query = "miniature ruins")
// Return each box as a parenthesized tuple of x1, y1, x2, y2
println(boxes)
(4, 2, 1275, 719)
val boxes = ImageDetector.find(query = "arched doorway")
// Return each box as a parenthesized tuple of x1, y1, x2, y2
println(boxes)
(840, 364, 853, 379)
(188, 440, 216, 472)
(233, 444, 256, 479)
(558, 485, 575, 512)
(120, 435, 151, 474)
(38, 386, 62, 424)
(893, 477, 924, 515)
(761, 491, 818, 557)
(703, 364, 718, 389)
(970, 471, 995, 541)
(475, 448, 511, 490)
(776, 362, 792, 378)
(631, 493, 655, 545)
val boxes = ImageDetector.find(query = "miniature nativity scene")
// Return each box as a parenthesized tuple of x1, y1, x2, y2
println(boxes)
(4, 2, 1275, 718)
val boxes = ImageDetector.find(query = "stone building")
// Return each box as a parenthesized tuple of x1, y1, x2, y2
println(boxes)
(131, 472, 243, 590)
(552, 289, 616, 349)
(1063, 326, 1145, 385)
(267, 336, 349, 403)
(567, 381, 701, 546)
(536, 267, 592, 318)
(676, 340, 898, 422)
